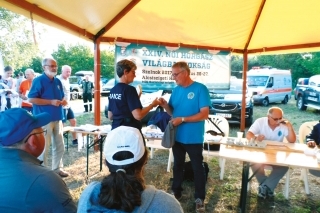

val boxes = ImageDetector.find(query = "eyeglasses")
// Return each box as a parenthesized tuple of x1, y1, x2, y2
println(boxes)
(24, 129, 47, 143)
(44, 65, 58, 69)
(269, 115, 283, 121)
(171, 70, 185, 77)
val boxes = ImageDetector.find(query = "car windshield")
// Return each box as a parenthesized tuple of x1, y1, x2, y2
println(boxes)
(247, 76, 269, 86)
(69, 77, 78, 84)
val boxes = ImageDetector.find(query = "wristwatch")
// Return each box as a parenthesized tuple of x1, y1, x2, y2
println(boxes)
(181, 117, 185, 122)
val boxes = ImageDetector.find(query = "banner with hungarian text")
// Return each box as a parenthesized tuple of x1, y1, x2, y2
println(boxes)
(115, 43, 230, 91)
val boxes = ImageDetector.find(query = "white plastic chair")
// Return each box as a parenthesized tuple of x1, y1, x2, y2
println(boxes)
(297, 121, 318, 194)
(204, 115, 229, 180)
(145, 139, 173, 173)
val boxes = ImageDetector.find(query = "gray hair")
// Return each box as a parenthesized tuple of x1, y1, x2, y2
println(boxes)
(61, 65, 71, 71)
(25, 68, 35, 75)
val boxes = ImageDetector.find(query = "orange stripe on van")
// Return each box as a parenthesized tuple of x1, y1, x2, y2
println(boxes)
(260, 88, 292, 94)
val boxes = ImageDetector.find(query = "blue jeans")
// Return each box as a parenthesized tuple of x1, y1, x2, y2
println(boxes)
(171, 141, 206, 200)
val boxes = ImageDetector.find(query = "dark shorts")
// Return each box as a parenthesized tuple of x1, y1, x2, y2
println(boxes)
(63, 108, 75, 123)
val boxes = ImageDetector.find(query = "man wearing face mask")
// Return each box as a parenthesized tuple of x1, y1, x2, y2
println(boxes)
(246, 107, 296, 199)
(28, 58, 69, 178)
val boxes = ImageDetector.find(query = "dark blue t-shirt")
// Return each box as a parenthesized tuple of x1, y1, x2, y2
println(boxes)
(108, 83, 142, 129)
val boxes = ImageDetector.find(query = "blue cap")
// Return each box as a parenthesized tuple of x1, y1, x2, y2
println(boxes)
(0, 108, 51, 146)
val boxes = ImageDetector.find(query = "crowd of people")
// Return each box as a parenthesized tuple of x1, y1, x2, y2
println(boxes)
(1, 58, 320, 212)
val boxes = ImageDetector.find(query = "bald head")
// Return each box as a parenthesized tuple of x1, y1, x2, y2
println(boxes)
(268, 107, 283, 116)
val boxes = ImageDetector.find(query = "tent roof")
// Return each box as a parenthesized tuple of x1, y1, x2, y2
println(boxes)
(2, 0, 320, 55)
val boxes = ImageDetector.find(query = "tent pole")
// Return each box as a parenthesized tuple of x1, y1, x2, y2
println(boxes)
(240, 50, 248, 132)
(94, 38, 101, 126)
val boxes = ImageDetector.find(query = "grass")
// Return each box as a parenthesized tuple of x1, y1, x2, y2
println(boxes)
(60, 99, 320, 213)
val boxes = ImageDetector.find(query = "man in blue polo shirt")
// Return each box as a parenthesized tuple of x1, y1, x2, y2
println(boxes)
(29, 58, 69, 177)
(0, 108, 77, 212)
(159, 61, 210, 213)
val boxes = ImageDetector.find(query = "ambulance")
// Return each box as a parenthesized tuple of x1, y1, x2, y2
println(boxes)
(247, 67, 292, 106)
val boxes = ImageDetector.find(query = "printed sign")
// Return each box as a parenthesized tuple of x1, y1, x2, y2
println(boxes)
(115, 43, 231, 91)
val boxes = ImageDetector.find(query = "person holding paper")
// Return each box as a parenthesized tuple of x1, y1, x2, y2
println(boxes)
(246, 107, 296, 199)
(0, 66, 16, 110)
(19, 68, 35, 112)
(158, 61, 210, 213)
(108, 59, 160, 130)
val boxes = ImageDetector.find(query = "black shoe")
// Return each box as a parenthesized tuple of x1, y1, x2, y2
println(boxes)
(72, 139, 78, 145)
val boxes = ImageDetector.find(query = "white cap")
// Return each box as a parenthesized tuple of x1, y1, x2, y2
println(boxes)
(104, 126, 145, 166)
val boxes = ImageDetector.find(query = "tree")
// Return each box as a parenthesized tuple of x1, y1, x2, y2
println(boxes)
(0, 8, 42, 72)
(51, 44, 114, 78)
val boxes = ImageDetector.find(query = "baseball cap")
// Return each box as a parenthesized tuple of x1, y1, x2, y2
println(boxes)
(104, 126, 145, 167)
(0, 108, 51, 146)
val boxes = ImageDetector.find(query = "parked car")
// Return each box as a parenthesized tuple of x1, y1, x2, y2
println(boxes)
(69, 76, 83, 100)
(101, 77, 109, 86)
(101, 78, 115, 96)
(209, 79, 254, 126)
(293, 77, 309, 100)
(296, 75, 320, 111)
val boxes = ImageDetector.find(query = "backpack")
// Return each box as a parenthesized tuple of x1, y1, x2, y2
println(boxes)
(183, 161, 209, 182)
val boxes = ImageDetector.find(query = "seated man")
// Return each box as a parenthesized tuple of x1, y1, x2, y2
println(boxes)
(306, 122, 320, 177)
(246, 107, 296, 199)
(0, 108, 77, 212)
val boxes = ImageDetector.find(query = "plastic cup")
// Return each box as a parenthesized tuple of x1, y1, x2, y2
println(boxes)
(237, 132, 243, 139)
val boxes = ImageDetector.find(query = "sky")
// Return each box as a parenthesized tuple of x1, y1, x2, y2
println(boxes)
(37, 24, 113, 57)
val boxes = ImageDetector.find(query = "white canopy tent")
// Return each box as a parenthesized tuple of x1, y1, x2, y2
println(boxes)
(1, 0, 320, 128)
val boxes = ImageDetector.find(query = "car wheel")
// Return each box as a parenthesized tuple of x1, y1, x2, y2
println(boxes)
(262, 98, 269, 107)
(245, 117, 253, 127)
(297, 96, 307, 111)
(71, 90, 78, 100)
(281, 95, 288, 104)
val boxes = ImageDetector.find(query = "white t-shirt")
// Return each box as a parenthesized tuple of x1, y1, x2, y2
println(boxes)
(57, 75, 70, 109)
(248, 117, 289, 142)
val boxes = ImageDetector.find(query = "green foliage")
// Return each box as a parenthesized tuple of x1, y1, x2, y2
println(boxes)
(0, 7, 43, 71)
(230, 53, 320, 85)
(51, 44, 114, 78)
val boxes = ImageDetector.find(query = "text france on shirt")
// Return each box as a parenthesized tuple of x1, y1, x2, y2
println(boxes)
(109, 93, 122, 100)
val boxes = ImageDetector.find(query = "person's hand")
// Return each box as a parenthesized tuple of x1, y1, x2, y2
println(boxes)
(158, 97, 168, 107)
(19, 94, 27, 100)
(171, 117, 183, 126)
(51, 99, 61, 106)
(61, 99, 68, 106)
(307, 141, 316, 148)
(256, 134, 265, 142)
(150, 98, 161, 108)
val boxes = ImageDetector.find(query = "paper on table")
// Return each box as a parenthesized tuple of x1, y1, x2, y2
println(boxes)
(74, 124, 100, 132)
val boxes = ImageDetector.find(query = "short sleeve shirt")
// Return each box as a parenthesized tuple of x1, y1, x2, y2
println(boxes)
(28, 74, 64, 122)
(57, 75, 70, 108)
(108, 83, 142, 120)
(19, 79, 32, 108)
(169, 81, 211, 144)
(248, 117, 289, 142)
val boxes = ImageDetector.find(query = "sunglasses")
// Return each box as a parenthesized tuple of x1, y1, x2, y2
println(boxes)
(269, 115, 283, 121)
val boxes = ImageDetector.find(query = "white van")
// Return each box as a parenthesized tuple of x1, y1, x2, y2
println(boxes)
(247, 67, 292, 106)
